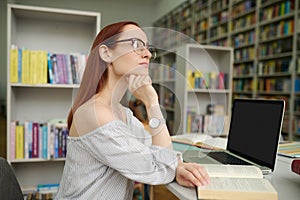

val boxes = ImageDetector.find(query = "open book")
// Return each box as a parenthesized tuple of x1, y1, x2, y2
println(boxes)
(171, 133, 227, 149)
(197, 164, 277, 200)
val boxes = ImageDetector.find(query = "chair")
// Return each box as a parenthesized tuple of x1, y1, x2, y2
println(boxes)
(0, 157, 23, 200)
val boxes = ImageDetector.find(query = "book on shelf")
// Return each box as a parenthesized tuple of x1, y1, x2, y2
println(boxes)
(37, 183, 60, 193)
(187, 70, 228, 90)
(10, 45, 22, 83)
(197, 164, 277, 200)
(10, 119, 68, 160)
(9, 45, 87, 85)
(10, 121, 17, 160)
(23, 183, 59, 200)
(185, 106, 229, 136)
(15, 123, 24, 159)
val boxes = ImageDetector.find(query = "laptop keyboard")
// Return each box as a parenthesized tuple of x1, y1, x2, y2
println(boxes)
(205, 152, 252, 165)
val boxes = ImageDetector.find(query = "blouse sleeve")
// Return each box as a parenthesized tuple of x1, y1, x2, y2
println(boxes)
(78, 120, 180, 185)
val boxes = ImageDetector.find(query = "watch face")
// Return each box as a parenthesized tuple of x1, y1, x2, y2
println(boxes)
(150, 118, 160, 128)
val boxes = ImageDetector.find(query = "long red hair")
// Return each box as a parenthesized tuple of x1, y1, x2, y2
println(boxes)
(67, 21, 140, 129)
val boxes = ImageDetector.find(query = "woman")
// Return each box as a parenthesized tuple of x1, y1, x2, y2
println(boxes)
(55, 21, 209, 199)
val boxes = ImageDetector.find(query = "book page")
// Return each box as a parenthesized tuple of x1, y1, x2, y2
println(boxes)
(201, 164, 263, 179)
(198, 178, 277, 200)
(200, 177, 275, 191)
(171, 133, 212, 144)
(198, 137, 227, 149)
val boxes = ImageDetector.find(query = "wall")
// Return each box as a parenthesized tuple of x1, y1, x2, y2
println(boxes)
(0, 0, 187, 109)
(153, 0, 187, 21)
(0, 0, 7, 115)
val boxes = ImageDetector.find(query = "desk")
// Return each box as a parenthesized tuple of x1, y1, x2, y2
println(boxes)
(266, 156, 300, 200)
(167, 143, 300, 200)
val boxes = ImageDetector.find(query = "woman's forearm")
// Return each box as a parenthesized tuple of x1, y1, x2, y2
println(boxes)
(146, 104, 173, 149)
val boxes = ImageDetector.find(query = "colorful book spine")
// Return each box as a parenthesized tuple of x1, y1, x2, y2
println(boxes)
(62, 127, 68, 157)
(56, 54, 65, 84)
(51, 54, 59, 84)
(32, 122, 39, 158)
(38, 51, 48, 84)
(27, 122, 33, 158)
(64, 55, 73, 84)
(15, 124, 24, 159)
(48, 53, 54, 84)
(48, 122, 54, 159)
(37, 183, 60, 193)
(22, 49, 30, 84)
(39, 124, 43, 159)
(4, 50, 89, 85)
(70, 54, 78, 84)
(54, 127, 59, 158)
(10, 121, 16, 160)
(24, 121, 30, 159)
(42, 124, 48, 159)
(10, 45, 19, 83)
(9, 120, 68, 160)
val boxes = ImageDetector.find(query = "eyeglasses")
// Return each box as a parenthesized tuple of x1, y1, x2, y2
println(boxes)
(107, 38, 157, 60)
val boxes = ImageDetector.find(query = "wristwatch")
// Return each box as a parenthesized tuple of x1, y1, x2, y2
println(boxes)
(149, 118, 161, 129)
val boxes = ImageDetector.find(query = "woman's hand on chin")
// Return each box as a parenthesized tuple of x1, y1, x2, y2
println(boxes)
(127, 74, 158, 108)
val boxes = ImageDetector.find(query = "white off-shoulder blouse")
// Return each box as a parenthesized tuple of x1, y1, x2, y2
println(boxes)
(55, 108, 180, 200)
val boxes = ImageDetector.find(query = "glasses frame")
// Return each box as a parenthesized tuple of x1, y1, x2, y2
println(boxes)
(107, 38, 157, 60)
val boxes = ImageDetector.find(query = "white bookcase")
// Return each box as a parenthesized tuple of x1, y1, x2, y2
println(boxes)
(174, 44, 233, 135)
(6, 4, 100, 191)
(150, 50, 178, 134)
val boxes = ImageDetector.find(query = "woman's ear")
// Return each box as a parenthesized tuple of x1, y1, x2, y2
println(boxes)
(99, 45, 112, 63)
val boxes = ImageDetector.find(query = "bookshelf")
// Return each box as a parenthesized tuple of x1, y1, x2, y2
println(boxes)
(209, 0, 230, 46)
(150, 50, 178, 135)
(153, 0, 300, 141)
(174, 44, 233, 135)
(150, 44, 232, 136)
(6, 4, 100, 192)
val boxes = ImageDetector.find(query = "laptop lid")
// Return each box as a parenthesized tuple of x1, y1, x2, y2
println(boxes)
(226, 98, 285, 171)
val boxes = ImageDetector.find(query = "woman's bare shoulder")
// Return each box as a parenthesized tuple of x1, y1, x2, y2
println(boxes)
(72, 102, 115, 136)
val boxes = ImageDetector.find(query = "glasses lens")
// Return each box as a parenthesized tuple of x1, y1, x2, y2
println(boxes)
(132, 39, 144, 50)
(148, 46, 157, 60)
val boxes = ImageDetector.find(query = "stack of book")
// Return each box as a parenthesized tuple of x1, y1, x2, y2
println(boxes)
(10, 119, 68, 160)
(10, 45, 87, 85)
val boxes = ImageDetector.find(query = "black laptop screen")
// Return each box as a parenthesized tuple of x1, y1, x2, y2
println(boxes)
(227, 99, 285, 170)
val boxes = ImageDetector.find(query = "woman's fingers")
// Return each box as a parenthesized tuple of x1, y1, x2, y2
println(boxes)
(127, 75, 152, 94)
(176, 162, 210, 187)
(184, 163, 210, 186)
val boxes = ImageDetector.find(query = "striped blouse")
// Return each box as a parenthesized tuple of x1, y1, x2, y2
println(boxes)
(55, 108, 179, 200)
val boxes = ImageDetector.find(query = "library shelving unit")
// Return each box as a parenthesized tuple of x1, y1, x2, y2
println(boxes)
(231, 0, 257, 99)
(294, 4, 300, 140)
(6, 4, 100, 192)
(174, 44, 233, 135)
(150, 50, 178, 135)
(208, 0, 230, 46)
(193, 0, 209, 44)
(153, 0, 300, 141)
(257, 0, 296, 140)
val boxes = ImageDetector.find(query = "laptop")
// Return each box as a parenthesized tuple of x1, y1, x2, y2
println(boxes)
(183, 98, 285, 174)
